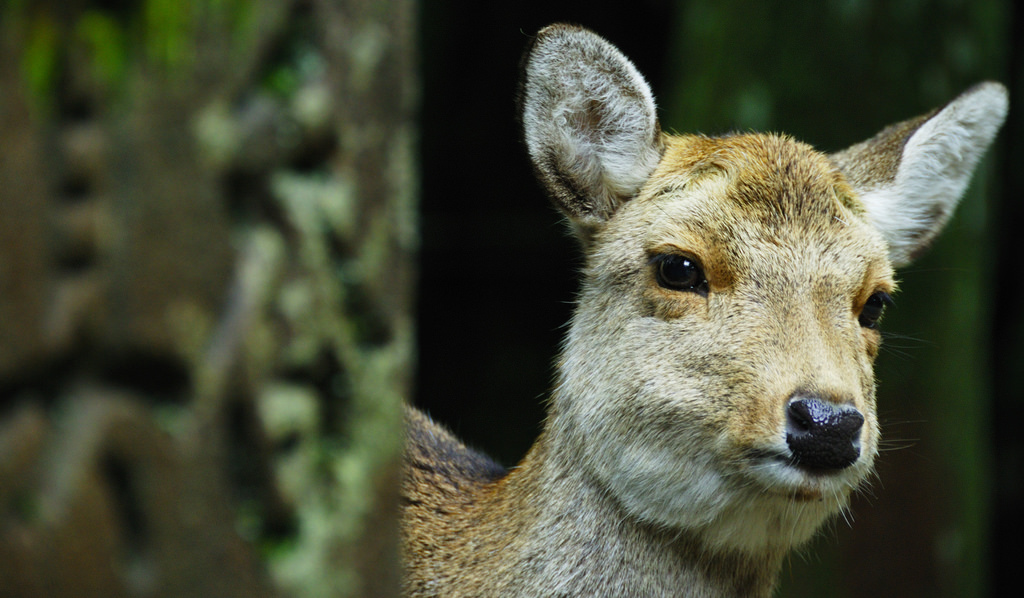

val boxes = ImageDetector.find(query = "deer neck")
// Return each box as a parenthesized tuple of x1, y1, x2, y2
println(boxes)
(483, 414, 785, 597)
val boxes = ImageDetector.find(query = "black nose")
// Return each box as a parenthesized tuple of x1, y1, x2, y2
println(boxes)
(785, 397, 864, 471)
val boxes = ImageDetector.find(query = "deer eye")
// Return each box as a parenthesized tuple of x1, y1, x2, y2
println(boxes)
(859, 291, 893, 329)
(651, 254, 708, 294)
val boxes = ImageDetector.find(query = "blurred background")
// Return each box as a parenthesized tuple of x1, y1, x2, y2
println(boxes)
(416, 1, 1022, 597)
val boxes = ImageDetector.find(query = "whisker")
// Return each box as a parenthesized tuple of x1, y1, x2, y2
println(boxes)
(875, 438, 918, 452)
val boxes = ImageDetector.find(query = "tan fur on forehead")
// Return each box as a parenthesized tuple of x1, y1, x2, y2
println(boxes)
(647, 133, 866, 223)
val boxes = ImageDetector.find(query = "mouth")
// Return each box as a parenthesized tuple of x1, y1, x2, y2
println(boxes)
(742, 447, 866, 501)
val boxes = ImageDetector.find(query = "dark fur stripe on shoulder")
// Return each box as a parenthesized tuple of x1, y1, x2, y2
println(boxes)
(403, 405, 506, 497)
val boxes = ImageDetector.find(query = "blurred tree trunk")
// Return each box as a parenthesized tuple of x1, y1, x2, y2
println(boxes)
(664, 2, 1004, 597)
(0, 1, 416, 596)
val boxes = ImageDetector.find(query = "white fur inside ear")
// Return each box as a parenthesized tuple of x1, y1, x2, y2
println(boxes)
(521, 26, 663, 224)
(859, 82, 1008, 266)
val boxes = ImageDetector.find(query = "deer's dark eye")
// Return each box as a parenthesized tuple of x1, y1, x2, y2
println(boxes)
(652, 254, 708, 294)
(859, 291, 893, 329)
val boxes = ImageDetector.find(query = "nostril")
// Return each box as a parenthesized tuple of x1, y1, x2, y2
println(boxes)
(786, 397, 865, 471)
(786, 399, 816, 435)
(786, 398, 863, 437)
(836, 409, 865, 439)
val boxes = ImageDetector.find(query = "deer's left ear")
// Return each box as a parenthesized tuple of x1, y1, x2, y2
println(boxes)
(832, 82, 1008, 267)
(519, 24, 665, 235)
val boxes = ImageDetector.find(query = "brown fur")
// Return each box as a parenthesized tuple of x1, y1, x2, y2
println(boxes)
(403, 25, 1006, 598)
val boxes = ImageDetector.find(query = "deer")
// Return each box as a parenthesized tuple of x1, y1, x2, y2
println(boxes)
(402, 24, 1007, 597)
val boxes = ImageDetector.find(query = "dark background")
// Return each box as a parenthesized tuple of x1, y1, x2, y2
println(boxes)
(415, 1, 1023, 596)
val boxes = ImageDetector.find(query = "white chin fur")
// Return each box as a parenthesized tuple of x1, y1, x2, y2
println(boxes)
(597, 443, 863, 554)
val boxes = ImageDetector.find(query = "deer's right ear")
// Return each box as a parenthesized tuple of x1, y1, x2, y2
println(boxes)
(832, 82, 1008, 267)
(519, 25, 664, 233)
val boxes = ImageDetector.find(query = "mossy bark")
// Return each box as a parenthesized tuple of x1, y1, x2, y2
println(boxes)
(0, 1, 416, 596)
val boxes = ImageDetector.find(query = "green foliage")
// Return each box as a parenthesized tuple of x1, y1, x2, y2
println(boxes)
(76, 11, 129, 93)
(11, 0, 259, 113)
(143, 0, 191, 71)
(20, 12, 59, 114)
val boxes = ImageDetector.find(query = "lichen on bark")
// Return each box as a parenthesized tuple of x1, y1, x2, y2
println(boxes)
(0, 1, 416, 596)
